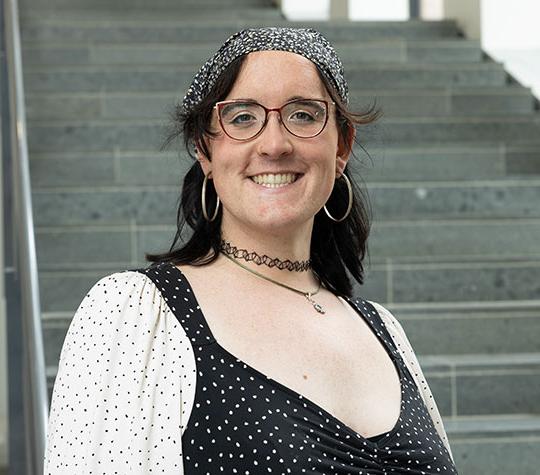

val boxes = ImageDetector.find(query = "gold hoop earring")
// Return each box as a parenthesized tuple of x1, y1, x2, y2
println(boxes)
(324, 173, 353, 222)
(201, 173, 220, 222)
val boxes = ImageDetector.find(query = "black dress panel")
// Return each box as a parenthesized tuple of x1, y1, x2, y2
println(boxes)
(135, 262, 458, 475)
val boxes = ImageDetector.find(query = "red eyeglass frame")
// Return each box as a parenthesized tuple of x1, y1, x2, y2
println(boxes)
(213, 98, 335, 141)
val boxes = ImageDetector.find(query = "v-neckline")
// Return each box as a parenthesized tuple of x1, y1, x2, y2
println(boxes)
(165, 261, 405, 447)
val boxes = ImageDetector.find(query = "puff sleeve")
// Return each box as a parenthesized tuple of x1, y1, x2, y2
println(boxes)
(44, 270, 197, 474)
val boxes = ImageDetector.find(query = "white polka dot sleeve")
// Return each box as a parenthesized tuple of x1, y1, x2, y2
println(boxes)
(369, 300, 455, 464)
(44, 271, 197, 474)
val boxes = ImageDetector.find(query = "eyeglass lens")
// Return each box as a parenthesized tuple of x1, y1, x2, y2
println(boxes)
(219, 100, 328, 140)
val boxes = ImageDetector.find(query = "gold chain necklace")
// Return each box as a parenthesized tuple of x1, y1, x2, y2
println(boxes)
(220, 251, 326, 314)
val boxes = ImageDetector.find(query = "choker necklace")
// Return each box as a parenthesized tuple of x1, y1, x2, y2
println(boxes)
(220, 240, 311, 272)
(220, 251, 326, 314)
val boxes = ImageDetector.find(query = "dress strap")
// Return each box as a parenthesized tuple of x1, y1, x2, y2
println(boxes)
(129, 262, 217, 346)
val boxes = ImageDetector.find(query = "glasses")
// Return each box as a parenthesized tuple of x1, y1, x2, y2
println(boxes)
(214, 98, 334, 141)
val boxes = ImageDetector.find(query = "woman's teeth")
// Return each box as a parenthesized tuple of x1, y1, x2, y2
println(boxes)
(250, 173, 298, 188)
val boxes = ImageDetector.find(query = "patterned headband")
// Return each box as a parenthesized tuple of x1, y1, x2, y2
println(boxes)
(181, 27, 349, 113)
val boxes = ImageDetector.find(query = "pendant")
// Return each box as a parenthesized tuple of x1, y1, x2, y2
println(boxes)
(305, 294, 326, 314)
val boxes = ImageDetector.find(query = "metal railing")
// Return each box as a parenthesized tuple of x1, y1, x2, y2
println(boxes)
(2, 0, 49, 473)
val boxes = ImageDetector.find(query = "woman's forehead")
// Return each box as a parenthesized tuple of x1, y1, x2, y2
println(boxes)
(227, 51, 327, 100)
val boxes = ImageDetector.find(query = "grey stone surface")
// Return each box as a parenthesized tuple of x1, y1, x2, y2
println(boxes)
(116, 151, 191, 185)
(26, 88, 532, 123)
(32, 181, 540, 227)
(22, 45, 90, 65)
(24, 68, 194, 93)
(506, 146, 540, 175)
(351, 268, 388, 303)
(27, 121, 165, 152)
(21, 0, 273, 8)
(137, 227, 185, 262)
(26, 117, 540, 153)
(452, 439, 540, 474)
(457, 370, 540, 415)
(406, 41, 482, 63)
(21, 20, 461, 45)
(366, 182, 540, 219)
(420, 374, 452, 416)
(391, 264, 540, 303)
(358, 144, 506, 181)
(28, 142, 518, 188)
(36, 228, 132, 266)
(29, 153, 115, 187)
(43, 318, 69, 368)
(26, 93, 102, 120)
(362, 116, 540, 145)
(369, 220, 540, 261)
(445, 414, 540, 438)
(400, 308, 540, 354)
(23, 41, 482, 67)
(24, 64, 507, 94)
(451, 89, 534, 115)
(346, 63, 506, 88)
(39, 270, 113, 312)
(32, 188, 179, 226)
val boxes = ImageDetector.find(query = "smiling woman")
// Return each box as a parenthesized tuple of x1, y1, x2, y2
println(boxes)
(44, 27, 458, 474)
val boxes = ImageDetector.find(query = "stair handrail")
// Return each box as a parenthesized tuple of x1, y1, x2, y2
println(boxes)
(2, 0, 48, 473)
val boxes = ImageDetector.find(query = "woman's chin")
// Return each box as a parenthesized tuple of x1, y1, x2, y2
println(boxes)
(224, 209, 313, 236)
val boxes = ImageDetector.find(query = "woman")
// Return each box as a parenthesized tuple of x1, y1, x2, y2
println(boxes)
(45, 27, 457, 474)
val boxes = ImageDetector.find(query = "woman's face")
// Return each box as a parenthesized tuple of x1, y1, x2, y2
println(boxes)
(198, 50, 352, 237)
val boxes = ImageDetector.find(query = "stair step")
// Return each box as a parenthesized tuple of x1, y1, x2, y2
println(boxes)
(35, 261, 540, 312)
(447, 414, 540, 439)
(24, 116, 540, 153)
(420, 353, 540, 417)
(33, 219, 540, 270)
(29, 179, 540, 225)
(21, 39, 484, 67)
(21, 0, 274, 9)
(31, 179, 540, 227)
(447, 414, 540, 475)
(361, 143, 540, 180)
(24, 86, 535, 121)
(23, 63, 507, 93)
(27, 143, 540, 188)
(358, 260, 540, 304)
(396, 303, 540, 355)
(20, 20, 462, 44)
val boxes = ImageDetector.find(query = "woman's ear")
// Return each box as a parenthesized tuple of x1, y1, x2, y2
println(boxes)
(195, 139, 212, 176)
(336, 124, 355, 177)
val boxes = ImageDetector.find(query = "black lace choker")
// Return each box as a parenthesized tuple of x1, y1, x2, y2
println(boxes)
(219, 240, 311, 272)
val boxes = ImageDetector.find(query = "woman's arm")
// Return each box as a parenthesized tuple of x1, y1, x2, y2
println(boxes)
(44, 270, 196, 474)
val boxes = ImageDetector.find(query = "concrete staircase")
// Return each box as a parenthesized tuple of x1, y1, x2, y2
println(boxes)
(18, 0, 540, 473)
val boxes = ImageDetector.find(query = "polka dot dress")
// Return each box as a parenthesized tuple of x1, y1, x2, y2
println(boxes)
(45, 261, 457, 474)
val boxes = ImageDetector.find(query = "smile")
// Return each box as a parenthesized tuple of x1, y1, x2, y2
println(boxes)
(249, 173, 300, 188)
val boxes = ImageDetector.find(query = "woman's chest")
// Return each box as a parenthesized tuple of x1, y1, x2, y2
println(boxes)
(199, 295, 402, 439)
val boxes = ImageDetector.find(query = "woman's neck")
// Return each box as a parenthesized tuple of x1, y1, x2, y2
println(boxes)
(218, 220, 319, 289)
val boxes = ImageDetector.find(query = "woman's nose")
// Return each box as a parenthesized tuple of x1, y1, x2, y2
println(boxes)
(256, 111, 293, 158)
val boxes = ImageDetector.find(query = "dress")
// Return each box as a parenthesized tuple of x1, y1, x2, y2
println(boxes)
(44, 261, 457, 474)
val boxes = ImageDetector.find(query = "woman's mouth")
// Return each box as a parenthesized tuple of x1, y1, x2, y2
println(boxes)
(249, 173, 300, 188)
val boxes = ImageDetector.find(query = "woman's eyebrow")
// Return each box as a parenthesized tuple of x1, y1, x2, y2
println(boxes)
(226, 95, 323, 105)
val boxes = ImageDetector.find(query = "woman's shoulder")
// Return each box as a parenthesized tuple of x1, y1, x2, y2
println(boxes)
(77, 263, 191, 318)
(45, 264, 197, 472)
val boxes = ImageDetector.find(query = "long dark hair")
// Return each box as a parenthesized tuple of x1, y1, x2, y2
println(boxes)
(146, 54, 382, 297)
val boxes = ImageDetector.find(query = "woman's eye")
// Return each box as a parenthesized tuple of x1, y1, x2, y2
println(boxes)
(290, 110, 315, 122)
(230, 113, 256, 125)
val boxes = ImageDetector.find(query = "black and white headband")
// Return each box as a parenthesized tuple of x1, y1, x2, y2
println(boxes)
(181, 27, 349, 113)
